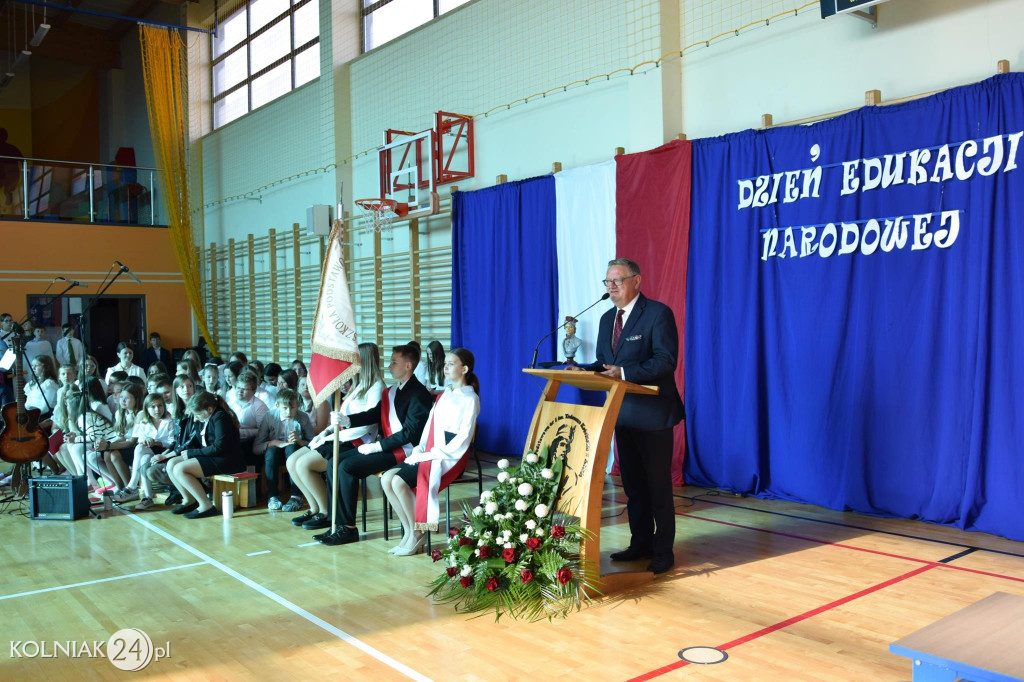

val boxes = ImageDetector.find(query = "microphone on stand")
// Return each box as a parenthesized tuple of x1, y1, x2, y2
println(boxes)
(55, 276, 88, 288)
(529, 293, 610, 369)
(114, 260, 143, 284)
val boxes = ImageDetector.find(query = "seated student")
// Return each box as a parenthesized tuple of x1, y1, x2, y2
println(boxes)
(286, 343, 385, 527)
(176, 360, 199, 384)
(140, 332, 171, 372)
(163, 391, 243, 519)
(409, 340, 429, 386)
(104, 342, 146, 383)
(219, 360, 242, 400)
(423, 340, 449, 395)
(63, 385, 121, 492)
(24, 325, 56, 366)
(182, 349, 203, 376)
(291, 359, 308, 378)
(50, 370, 80, 475)
(147, 361, 169, 379)
(201, 363, 220, 395)
(382, 348, 481, 556)
(262, 363, 282, 405)
(114, 392, 174, 509)
(276, 368, 298, 393)
(147, 373, 171, 397)
(255, 388, 313, 511)
(25, 355, 60, 422)
(148, 374, 200, 506)
(229, 370, 269, 466)
(297, 375, 330, 436)
(106, 371, 128, 415)
(82, 355, 106, 395)
(304, 344, 431, 545)
(98, 383, 145, 496)
(154, 375, 174, 410)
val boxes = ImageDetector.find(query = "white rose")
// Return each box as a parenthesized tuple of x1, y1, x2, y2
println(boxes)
(536, 527, 546, 536)
(514, 499, 529, 511)
(525, 520, 537, 530)
(525, 453, 539, 464)
(484, 531, 493, 539)
(473, 549, 481, 557)
(497, 459, 510, 470)
(519, 533, 529, 543)
(494, 513, 504, 521)
(535, 504, 550, 518)
(517, 482, 534, 496)
(461, 565, 472, 577)
(504, 543, 513, 549)
(485, 501, 498, 515)
(541, 468, 554, 480)
(473, 506, 483, 516)
(502, 529, 512, 537)
(497, 471, 509, 483)
(480, 490, 491, 500)
(509, 477, 517, 484)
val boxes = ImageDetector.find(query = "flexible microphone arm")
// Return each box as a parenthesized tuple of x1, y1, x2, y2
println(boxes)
(530, 293, 610, 369)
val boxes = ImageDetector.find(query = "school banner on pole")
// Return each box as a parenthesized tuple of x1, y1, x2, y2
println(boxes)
(685, 74, 1024, 541)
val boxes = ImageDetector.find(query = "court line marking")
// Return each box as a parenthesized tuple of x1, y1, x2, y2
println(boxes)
(298, 541, 319, 547)
(246, 550, 272, 556)
(124, 513, 431, 682)
(0, 561, 207, 601)
(628, 564, 938, 681)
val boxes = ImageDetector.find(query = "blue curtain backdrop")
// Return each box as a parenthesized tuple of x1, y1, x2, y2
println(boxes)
(452, 177, 558, 456)
(685, 74, 1024, 541)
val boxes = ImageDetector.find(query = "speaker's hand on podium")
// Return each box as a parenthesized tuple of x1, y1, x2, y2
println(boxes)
(599, 364, 622, 380)
(564, 365, 585, 372)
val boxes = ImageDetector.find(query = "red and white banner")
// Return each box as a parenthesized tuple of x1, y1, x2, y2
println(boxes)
(308, 219, 361, 406)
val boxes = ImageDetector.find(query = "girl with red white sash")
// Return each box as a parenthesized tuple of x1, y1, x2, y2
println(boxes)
(382, 348, 480, 556)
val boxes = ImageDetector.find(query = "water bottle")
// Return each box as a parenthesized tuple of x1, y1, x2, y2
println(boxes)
(102, 490, 113, 511)
(222, 490, 234, 518)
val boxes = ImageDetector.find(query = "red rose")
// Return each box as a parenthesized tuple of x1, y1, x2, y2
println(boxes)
(449, 526, 460, 537)
(446, 567, 458, 577)
(486, 576, 500, 592)
(502, 548, 517, 563)
(478, 545, 493, 559)
(551, 525, 566, 539)
(520, 569, 534, 583)
(460, 576, 473, 588)
(458, 536, 473, 547)
(431, 550, 443, 562)
(526, 537, 542, 550)
(557, 567, 572, 585)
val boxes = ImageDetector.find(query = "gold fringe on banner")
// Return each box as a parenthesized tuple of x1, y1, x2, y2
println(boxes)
(138, 25, 219, 357)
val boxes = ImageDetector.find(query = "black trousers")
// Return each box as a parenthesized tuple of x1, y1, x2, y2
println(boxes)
(615, 425, 676, 560)
(264, 443, 301, 498)
(319, 443, 398, 527)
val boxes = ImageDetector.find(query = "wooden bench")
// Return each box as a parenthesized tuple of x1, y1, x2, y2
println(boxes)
(889, 591, 1024, 681)
(212, 472, 260, 510)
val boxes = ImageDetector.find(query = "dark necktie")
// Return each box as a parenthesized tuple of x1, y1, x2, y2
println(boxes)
(611, 309, 624, 352)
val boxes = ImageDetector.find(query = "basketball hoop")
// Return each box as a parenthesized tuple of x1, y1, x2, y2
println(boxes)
(355, 198, 408, 235)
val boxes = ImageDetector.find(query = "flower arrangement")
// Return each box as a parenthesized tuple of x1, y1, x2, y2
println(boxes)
(427, 446, 599, 621)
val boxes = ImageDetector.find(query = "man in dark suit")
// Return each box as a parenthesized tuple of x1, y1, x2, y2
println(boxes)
(576, 258, 684, 574)
(312, 344, 433, 546)
(140, 332, 171, 372)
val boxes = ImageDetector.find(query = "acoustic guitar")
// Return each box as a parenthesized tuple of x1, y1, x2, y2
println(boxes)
(0, 334, 49, 464)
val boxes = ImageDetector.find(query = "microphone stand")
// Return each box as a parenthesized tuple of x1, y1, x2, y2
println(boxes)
(530, 294, 610, 369)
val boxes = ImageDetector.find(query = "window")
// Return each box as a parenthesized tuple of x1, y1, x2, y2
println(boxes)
(362, 0, 473, 52)
(211, 0, 320, 129)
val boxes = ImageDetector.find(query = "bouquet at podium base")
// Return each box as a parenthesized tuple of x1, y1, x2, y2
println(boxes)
(427, 446, 599, 621)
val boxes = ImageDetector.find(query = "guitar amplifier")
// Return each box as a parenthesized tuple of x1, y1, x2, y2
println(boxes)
(29, 475, 90, 520)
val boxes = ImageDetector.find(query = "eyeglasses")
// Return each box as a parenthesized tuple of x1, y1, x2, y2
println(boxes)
(602, 275, 637, 288)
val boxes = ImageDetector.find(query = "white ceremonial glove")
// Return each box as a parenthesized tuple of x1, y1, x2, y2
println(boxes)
(329, 411, 350, 428)
(357, 442, 382, 455)
(403, 454, 423, 465)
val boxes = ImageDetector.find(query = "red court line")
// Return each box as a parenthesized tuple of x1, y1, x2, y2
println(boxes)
(627, 564, 937, 682)
(679, 512, 1024, 584)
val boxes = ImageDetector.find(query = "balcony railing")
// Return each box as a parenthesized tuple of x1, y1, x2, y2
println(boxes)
(0, 155, 166, 226)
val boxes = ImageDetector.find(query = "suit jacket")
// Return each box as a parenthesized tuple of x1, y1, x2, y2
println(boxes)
(349, 375, 433, 453)
(141, 347, 171, 371)
(183, 408, 242, 471)
(583, 293, 684, 431)
(173, 413, 203, 452)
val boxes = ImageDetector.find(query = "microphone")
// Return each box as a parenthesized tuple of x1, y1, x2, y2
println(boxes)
(55, 276, 88, 288)
(114, 260, 143, 284)
(530, 293, 610, 369)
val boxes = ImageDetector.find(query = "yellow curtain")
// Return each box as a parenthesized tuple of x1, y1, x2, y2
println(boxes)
(138, 25, 219, 357)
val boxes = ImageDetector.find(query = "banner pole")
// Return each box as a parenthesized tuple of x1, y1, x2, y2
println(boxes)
(330, 389, 341, 535)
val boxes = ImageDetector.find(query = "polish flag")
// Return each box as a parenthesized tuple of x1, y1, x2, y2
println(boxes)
(307, 218, 361, 406)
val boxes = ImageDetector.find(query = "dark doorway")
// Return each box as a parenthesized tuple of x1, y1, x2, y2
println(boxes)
(25, 294, 146, 372)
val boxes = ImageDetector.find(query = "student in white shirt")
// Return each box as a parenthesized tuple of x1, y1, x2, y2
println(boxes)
(55, 323, 85, 367)
(104, 342, 146, 383)
(230, 370, 269, 465)
(24, 326, 56, 366)
(25, 355, 60, 418)
(114, 393, 174, 509)
(423, 340, 450, 395)
(382, 348, 481, 556)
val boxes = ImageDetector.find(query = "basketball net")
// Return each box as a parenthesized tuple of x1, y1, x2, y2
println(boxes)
(355, 198, 399, 237)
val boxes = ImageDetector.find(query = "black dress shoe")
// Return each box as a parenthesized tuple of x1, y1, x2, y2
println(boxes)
(170, 502, 199, 515)
(165, 491, 183, 506)
(311, 529, 335, 541)
(291, 510, 316, 526)
(301, 513, 331, 530)
(319, 527, 359, 546)
(184, 506, 220, 519)
(647, 556, 675, 575)
(610, 546, 653, 561)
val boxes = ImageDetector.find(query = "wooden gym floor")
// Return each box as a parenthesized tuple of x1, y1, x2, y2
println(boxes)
(2, 457, 1024, 681)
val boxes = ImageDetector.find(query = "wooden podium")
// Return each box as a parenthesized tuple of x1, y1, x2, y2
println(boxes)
(522, 368, 659, 593)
